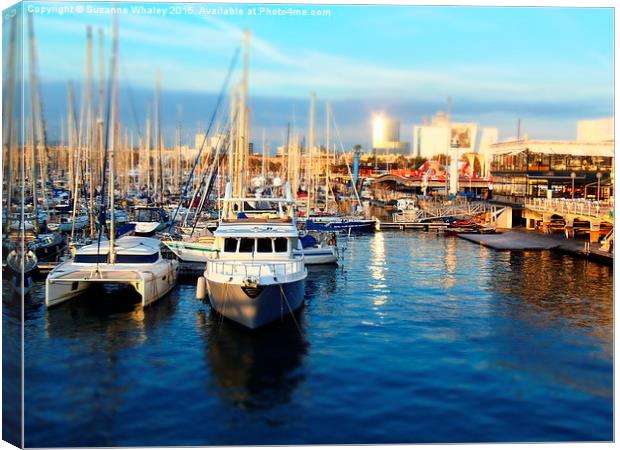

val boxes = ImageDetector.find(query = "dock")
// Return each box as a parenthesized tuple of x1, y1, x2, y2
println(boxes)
(456, 229, 613, 264)
(377, 221, 449, 231)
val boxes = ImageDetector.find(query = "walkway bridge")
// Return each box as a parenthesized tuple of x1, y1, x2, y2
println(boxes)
(393, 200, 505, 224)
(524, 198, 614, 243)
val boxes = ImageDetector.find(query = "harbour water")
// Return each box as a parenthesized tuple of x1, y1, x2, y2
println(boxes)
(6, 231, 613, 446)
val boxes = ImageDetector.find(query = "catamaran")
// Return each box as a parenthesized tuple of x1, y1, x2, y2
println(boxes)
(46, 236, 178, 307)
(203, 182, 307, 329)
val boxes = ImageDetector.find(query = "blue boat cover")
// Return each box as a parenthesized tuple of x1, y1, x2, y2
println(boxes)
(300, 234, 318, 248)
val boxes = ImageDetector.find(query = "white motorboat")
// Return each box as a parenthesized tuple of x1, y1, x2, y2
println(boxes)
(294, 231, 339, 265)
(45, 236, 178, 307)
(162, 235, 217, 263)
(46, 209, 89, 233)
(6, 247, 38, 296)
(130, 206, 172, 237)
(203, 183, 307, 329)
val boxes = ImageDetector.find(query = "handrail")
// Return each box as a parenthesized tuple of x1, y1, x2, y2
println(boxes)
(206, 259, 304, 278)
(524, 198, 613, 220)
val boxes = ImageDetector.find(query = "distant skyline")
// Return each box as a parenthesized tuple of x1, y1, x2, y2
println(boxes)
(4, 1, 614, 149)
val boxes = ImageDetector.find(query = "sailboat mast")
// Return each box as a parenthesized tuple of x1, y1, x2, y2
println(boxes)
(84, 26, 96, 239)
(145, 111, 151, 197)
(325, 102, 330, 211)
(306, 92, 316, 213)
(2, 14, 17, 235)
(27, 14, 41, 231)
(234, 30, 250, 198)
(108, 17, 119, 264)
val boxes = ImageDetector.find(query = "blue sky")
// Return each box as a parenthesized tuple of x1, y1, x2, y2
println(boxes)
(5, 1, 615, 149)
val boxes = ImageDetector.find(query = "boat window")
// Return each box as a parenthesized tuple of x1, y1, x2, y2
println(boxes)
(274, 237, 288, 253)
(115, 253, 160, 263)
(224, 238, 238, 252)
(238, 238, 254, 253)
(256, 238, 272, 253)
(74, 254, 109, 263)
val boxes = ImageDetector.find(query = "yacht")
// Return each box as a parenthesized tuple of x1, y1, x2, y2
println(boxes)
(162, 232, 217, 263)
(45, 236, 178, 307)
(294, 231, 339, 265)
(130, 206, 172, 237)
(304, 213, 376, 233)
(203, 183, 307, 329)
(46, 209, 89, 233)
(6, 247, 38, 295)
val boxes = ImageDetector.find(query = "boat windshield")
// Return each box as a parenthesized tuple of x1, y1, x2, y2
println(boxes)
(74, 253, 160, 263)
(222, 237, 290, 253)
(74, 254, 109, 263)
(135, 209, 161, 222)
(116, 253, 160, 263)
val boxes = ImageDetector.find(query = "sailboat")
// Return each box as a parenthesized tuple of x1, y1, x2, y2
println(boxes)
(303, 102, 375, 233)
(45, 19, 178, 309)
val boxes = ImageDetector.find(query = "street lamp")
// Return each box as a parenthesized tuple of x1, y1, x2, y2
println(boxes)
(596, 172, 602, 201)
(570, 172, 576, 199)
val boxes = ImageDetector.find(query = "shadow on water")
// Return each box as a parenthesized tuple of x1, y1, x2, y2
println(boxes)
(2, 282, 22, 446)
(199, 306, 309, 411)
(44, 284, 179, 342)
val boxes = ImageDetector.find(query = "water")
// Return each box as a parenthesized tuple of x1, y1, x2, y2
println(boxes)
(4, 232, 613, 446)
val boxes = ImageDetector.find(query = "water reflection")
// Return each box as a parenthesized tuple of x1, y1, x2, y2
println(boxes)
(202, 310, 309, 411)
(442, 236, 458, 289)
(44, 284, 179, 347)
(489, 251, 613, 339)
(304, 265, 339, 316)
(484, 251, 613, 400)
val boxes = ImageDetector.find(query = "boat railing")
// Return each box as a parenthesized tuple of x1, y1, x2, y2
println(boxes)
(206, 259, 304, 278)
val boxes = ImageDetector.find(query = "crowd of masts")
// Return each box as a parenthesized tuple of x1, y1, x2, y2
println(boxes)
(2, 15, 359, 248)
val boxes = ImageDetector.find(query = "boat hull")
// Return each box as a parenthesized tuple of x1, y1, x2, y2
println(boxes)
(163, 241, 216, 262)
(294, 246, 338, 265)
(206, 278, 305, 329)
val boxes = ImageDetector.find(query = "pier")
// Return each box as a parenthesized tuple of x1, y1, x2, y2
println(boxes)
(457, 229, 613, 264)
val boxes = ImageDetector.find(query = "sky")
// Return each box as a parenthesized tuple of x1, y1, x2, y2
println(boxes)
(3, 1, 614, 150)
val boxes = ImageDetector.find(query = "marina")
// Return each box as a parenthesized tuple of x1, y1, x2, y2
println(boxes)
(1, 2, 614, 447)
(8, 231, 613, 446)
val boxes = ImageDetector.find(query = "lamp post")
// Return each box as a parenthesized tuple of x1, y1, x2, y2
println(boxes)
(596, 172, 602, 201)
(570, 172, 576, 199)
(449, 138, 459, 197)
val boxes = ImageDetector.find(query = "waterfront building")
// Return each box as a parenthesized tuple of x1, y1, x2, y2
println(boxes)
(489, 119, 614, 204)
(577, 117, 613, 142)
(412, 112, 498, 167)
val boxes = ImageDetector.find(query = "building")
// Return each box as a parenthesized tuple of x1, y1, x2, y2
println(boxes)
(372, 113, 410, 156)
(577, 117, 613, 142)
(489, 118, 614, 204)
(194, 133, 225, 151)
(412, 112, 498, 170)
